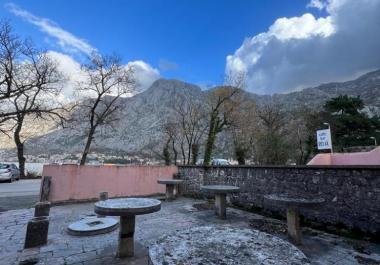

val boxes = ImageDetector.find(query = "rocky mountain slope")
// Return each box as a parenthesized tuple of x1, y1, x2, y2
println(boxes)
(252, 69, 380, 111)
(22, 79, 204, 157)
(1, 69, 380, 158)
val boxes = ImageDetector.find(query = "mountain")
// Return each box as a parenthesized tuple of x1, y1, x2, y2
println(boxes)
(251, 69, 380, 111)
(21, 79, 204, 157)
(1, 70, 380, 159)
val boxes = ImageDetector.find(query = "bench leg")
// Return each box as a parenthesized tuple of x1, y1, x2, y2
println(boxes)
(215, 194, 227, 219)
(118, 215, 135, 258)
(287, 207, 302, 245)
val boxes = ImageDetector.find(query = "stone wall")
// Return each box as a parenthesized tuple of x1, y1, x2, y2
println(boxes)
(177, 165, 380, 233)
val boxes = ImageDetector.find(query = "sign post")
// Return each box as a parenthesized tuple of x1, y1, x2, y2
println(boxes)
(317, 129, 333, 153)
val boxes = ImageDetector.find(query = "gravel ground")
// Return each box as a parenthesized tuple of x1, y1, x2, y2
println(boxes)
(0, 197, 379, 265)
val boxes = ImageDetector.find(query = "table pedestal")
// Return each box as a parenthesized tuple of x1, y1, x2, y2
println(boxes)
(215, 194, 226, 219)
(118, 215, 135, 258)
(287, 208, 302, 245)
(165, 185, 175, 201)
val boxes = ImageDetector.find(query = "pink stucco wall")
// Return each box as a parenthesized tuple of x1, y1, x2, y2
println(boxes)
(308, 146, 380, 165)
(41, 164, 177, 203)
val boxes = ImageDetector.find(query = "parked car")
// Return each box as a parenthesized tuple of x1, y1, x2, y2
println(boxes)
(196, 159, 204, 165)
(0, 163, 20, 182)
(212, 159, 230, 166)
(196, 159, 230, 166)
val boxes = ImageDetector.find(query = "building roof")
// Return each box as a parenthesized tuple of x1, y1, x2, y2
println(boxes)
(307, 146, 380, 166)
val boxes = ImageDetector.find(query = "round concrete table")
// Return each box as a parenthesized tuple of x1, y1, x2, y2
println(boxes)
(94, 198, 161, 258)
(157, 179, 183, 200)
(264, 194, 325, 245)
(201, 185, 240, 219)
(148, 226, 310, 265)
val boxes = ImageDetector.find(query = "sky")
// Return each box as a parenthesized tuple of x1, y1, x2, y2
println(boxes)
(0, 0, 379, 96)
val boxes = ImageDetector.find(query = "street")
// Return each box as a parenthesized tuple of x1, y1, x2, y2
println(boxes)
(0, 179, 41, 212)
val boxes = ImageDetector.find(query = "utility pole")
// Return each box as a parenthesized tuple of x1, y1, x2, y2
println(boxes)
(323, 123, 333, 153)
(370, 136, 377, 146)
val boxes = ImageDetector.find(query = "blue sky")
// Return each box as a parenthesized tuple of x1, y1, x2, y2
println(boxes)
(0, 0, 379, 94)
(0, 0, 317, 85)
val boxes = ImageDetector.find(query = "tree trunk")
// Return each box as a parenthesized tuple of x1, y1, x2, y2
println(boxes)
(203, 117, 216, 166)
(14, 117, 26, 178)
(186, 139, 193, 165)
(80, 127, 96, 165)
(163, 139, 171, 166)
(180, 143, 186, 165)
(297, 128, 305, 165)
(235, 144, 246, 165)
(171, 139, 178, 165)
(191, 144, 199, 165)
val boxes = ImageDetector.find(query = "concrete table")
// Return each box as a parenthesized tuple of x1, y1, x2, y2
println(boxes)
(264, 194, 325, 245)
(148, 226, 310, 265)
(201, 185, 240, 219)
(157, 179, 183, 200)
(94, 198, 161, 258)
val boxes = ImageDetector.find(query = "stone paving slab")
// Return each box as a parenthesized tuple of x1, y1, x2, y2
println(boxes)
(0, 197, 379, 265)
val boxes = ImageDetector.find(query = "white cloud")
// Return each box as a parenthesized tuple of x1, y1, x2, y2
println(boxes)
(46, 52, 160, 99)
(6, 3, 161, 99)
(226, 0, 380, 94)
(6, 3, 96, 55)
(307, 0, 328, 10)
(127, 60, 160, 92)
(46, 51, 85, 100)
(268, 14, 334, 40)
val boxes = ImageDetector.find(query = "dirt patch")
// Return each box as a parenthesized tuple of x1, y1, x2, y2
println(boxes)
(192, 202, 214, 211)
(355, 255, 380, 265)
(19, 257, 39, 265)
(249, 218, 287, 235)
(352, 242, 372, 255)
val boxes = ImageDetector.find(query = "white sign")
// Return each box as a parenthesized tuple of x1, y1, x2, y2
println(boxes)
(317, 129, 332, 150)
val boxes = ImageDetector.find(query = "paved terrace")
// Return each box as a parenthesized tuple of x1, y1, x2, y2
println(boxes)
(1, 197, 380, 265)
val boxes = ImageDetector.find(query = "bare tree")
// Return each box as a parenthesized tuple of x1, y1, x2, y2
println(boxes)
(0, 21, 37, 132)
(0, 21, 67, 178)
(229, 100, 257, 165)
(173, 97, 208, 164)
(14, 54, 67, 177)
(76, 53, 135, 165)
(162, 122, 179, 165)
(255, 102, 288, 165)
(203, 73, 245, 166)
(283, 110, 309, 165)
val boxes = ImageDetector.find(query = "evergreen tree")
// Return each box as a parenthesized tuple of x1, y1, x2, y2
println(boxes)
(303, 95, 379, 161)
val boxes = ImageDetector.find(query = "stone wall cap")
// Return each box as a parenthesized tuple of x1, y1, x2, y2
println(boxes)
(264, 194, 325, 208)
(201, 185, 240, 194)
(178, 165, 380, 170)
(157, 179, 183, 184)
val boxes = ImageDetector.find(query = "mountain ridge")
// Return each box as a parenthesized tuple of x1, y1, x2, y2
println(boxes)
(1, 69, 379, 158)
